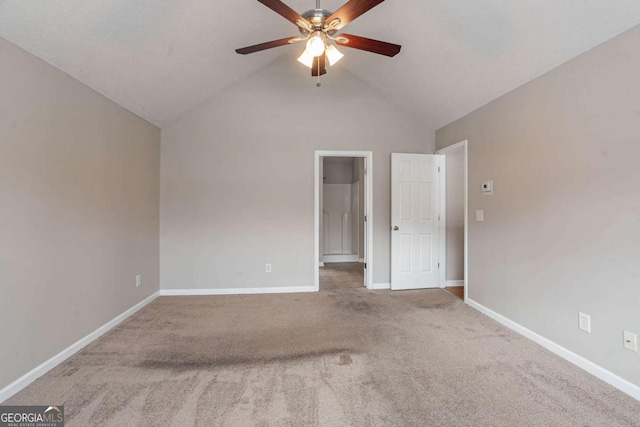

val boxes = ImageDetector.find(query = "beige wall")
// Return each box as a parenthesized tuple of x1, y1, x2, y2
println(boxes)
(161, 58, 434, 289)
(0, 38, 160, 391)
(445, 148, 465, 281)
(436, 25, 640, 387)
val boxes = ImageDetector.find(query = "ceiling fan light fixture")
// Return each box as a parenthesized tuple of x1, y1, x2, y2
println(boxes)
(297, 50, 314, 68)
(325, 18, 342, 31)
(234, 0, 403, 80)
(325, 45, 344, 66)
(306, 31, 326, 57)
(295, 19, 312, 32)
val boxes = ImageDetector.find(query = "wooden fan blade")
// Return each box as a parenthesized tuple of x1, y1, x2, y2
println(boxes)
(257, 0, 307, 26)
(336, 34, 401, 57)
(236, 37, 300, 54)
(326, 0, 385, 30)
(311, 54, 327, 76)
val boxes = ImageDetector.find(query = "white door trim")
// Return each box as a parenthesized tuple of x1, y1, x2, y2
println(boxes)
(437, 157, 447, 288)
(436, 140, 468, 302)
(315, 151, 374, 291)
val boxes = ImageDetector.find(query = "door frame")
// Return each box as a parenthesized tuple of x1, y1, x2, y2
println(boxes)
(314, 151, 374, 291)
(436, 140, 468, 302)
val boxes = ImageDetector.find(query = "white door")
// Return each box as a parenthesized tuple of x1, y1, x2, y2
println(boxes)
(391, 153, 440, 290)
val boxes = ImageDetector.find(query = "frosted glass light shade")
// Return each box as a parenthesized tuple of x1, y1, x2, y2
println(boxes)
(297, 50, 314, 68)
(325, 45, 344, 66)
(306, 34, 326, 57)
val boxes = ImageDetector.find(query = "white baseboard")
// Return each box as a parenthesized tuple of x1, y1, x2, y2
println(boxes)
(160, 286, 316, 296)
(323, 255, 359, 263)
(369, 283, 390, 290)
(318, 262, 325, 267)
(445, 280, 464, 287)
(0, 291, 160, 404)
(466, 298, 640, 401)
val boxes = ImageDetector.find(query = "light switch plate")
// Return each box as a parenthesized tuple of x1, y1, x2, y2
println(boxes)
(623, 330, 638, 352)
(476, 210, 484, 222)
(482, 180, 494, 195)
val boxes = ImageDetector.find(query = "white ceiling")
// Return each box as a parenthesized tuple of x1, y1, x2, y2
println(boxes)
(2, 1, 640, 129)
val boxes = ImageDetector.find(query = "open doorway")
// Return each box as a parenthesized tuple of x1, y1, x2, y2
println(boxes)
(320, 157, 364, 289)
(314, 151, 373, 291)
(436, 141, 468, 301)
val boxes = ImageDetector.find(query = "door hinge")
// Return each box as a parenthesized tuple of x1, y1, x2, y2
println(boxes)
(364, 215, 367, 222)
(364, 263, 367, 269)
(437, 262, 440, 268)
(438, 166, 441, 172)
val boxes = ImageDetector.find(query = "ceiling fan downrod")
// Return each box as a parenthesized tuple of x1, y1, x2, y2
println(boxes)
(317, 0, 322, 87)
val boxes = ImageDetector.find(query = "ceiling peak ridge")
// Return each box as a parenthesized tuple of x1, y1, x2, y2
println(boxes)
(341, 64, 436, 132)
(1, 35, 160, 128)
(160, 53, 287, 129)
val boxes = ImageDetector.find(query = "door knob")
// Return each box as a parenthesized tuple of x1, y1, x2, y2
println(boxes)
(393, 226, 399, 231)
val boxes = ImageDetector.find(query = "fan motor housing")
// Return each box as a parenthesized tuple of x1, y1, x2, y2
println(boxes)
(299, 9, 337, 36)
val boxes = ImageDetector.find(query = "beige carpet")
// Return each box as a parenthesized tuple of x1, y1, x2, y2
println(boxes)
(5, 288, 639, 426)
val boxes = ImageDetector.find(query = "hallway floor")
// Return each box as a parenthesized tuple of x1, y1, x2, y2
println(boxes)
(319, 262, 364, 290)
(445, 286, 464, 300)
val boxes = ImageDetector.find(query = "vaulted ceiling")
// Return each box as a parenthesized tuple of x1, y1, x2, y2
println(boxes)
(2, 1, 640, 129)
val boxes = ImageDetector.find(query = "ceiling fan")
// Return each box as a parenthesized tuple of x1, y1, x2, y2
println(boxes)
(235, 0, 401, 82)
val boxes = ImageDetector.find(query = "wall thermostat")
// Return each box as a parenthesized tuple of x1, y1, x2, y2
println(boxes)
(482, 180, 493, 195)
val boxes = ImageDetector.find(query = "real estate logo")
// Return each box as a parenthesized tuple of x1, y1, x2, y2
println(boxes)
(0, 405, 64, 427)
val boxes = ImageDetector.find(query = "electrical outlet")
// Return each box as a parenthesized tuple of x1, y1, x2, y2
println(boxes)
(136, 274, 141, 287)
(623, 331, 638, 352)
(579, 312, 591, 333)
(476, 210, 484, 222)
(265, 263, 272, 273)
